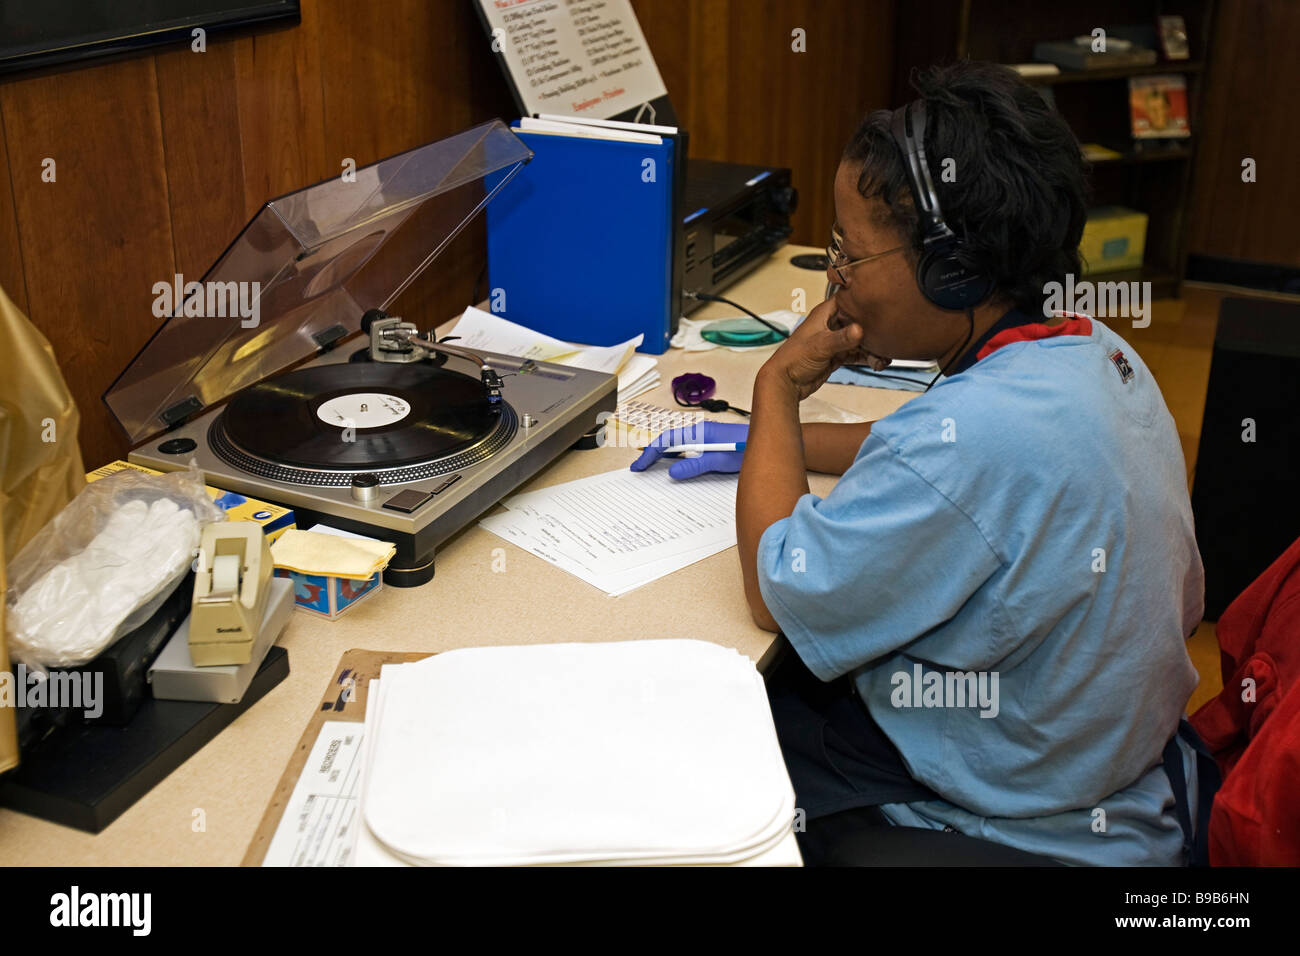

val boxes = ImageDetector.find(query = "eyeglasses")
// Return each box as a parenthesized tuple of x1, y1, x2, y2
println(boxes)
(827, 222, 903, 286)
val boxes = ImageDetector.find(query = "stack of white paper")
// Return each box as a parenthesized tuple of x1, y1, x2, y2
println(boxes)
(480, 467, 737, 595)
(517, 115, 664, 145)
(353, 641, 799, 866)
(450, 306, 660, 401)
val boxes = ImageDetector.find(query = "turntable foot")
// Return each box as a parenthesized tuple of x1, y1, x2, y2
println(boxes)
(570, 422, 604, 451)
(383, 557, 436, 588)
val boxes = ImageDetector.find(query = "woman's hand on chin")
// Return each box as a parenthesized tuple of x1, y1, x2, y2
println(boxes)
(761, 298, 891, 400)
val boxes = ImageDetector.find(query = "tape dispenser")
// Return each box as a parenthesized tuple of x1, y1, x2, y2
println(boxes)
(189, 521, 273, 666)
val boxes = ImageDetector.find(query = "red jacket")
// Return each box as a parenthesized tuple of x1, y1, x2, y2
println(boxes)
(1190, 536, 1300, 865)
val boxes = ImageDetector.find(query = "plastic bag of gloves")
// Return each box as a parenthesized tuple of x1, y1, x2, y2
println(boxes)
(4, 463, 223, 670)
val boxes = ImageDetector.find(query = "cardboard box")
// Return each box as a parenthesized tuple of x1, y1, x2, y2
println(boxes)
(273, 525, 385, 620)
(86, 461, 295, 542)
(1080, 206, 1148, 275)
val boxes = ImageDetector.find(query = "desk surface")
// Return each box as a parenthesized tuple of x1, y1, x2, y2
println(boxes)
(0, 245, 913, 865)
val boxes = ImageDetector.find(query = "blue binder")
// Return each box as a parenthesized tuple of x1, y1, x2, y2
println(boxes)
(486, 126, 676, 353)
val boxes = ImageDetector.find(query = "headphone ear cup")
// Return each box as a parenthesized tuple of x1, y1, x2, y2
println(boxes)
(917, 249, 994, 311)
(894, 100, 995, 311)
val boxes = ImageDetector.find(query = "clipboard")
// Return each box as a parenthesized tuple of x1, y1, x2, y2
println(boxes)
(241, 647, 430, 867)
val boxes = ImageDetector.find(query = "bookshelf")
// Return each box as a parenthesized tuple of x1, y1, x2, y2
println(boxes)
(893, 0, 1217, 298)
(1022, 60, 1205, 86)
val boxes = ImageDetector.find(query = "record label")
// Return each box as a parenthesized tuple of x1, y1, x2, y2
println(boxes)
(316, 392, 411, 429)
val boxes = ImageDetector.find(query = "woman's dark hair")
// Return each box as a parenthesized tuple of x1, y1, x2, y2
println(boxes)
(843, 61, 1088, 315)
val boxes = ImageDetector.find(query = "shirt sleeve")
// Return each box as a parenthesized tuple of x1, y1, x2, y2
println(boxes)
(756, 433, 1002, 681)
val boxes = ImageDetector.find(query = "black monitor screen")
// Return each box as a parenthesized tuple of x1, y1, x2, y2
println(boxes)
(0, 1, 300, 75)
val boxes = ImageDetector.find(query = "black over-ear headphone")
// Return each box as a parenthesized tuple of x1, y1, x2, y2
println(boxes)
(890, 100, 994, 311)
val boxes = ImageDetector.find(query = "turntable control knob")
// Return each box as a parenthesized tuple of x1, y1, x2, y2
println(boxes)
(351, 473, 381, 504)
(521, 413, 538, 429)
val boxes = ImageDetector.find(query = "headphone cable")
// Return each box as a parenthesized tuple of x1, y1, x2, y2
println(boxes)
(924, 307, 976, 392)
(841, 363, 952, 388)
(689, 290, 976, 391)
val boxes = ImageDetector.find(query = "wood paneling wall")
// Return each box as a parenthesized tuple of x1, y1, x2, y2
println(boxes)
(633, 0, 896, 251)
(1185, 0, 1300, 269)
(0, 0, 893, 469)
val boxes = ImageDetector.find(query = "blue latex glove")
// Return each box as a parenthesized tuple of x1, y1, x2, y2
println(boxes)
(629, 421, 750, 480)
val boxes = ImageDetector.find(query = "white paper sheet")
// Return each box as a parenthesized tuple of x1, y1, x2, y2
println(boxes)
(475, 0, 668, 121)
(263, 720, 365, 867)
(479, 511, 721, 596)
(360, 642, 797, 866)
(616, 354, 660, 400)
(518, 116, 662, 144)
(480, 468, 737, 594)
(352, 672, 802, 867)
(450, 306, 652, 398)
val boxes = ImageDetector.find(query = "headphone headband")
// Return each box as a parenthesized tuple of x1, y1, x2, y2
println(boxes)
(890, 101, 954, 246)
(888, 99, 994, 311)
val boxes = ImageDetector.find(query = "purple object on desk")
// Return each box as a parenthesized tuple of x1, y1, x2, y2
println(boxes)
(672, 372, 716, 405)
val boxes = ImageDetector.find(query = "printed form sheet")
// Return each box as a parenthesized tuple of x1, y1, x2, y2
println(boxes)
(480, 467, 738, 594)
(262, 721, 365, 867)
(476, 0, 668, 119)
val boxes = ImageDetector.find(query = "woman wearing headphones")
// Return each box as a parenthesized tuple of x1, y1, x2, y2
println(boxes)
(633, 61, 1208, 866)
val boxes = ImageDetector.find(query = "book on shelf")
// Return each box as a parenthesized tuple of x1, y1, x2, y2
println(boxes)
(1081, 143, 1124, 162)
(1129, 75, 1191, 139)
(1158, 15, 1191, 61)
(1009, 62, 1060, 78)
(1033, 40, 1158, 71)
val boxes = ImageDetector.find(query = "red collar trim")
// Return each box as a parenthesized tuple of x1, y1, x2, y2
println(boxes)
(975, 314, 1093, 362)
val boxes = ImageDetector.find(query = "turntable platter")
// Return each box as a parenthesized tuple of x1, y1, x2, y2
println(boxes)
(210, 362, 516, 485)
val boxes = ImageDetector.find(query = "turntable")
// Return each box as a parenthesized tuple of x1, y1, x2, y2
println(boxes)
(105, 121, 616, 587)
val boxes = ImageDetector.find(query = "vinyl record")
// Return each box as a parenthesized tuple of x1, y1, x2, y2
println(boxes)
(216, 361, 499, 470)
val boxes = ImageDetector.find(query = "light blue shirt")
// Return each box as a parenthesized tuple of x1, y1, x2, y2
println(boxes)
(757, 315, 1203, 865)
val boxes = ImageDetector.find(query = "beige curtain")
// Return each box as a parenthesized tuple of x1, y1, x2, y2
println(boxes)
(0, 283, 86, 772)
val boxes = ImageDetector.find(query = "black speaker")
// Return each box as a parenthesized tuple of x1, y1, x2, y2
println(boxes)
(1191, 297, 1300, 619)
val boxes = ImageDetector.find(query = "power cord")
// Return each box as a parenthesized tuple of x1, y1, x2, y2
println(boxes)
(684, 290, 791, 340)
(674, 392, 751, 417)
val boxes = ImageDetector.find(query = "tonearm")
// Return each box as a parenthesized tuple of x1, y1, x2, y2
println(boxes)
(361, 308, 504, 403)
